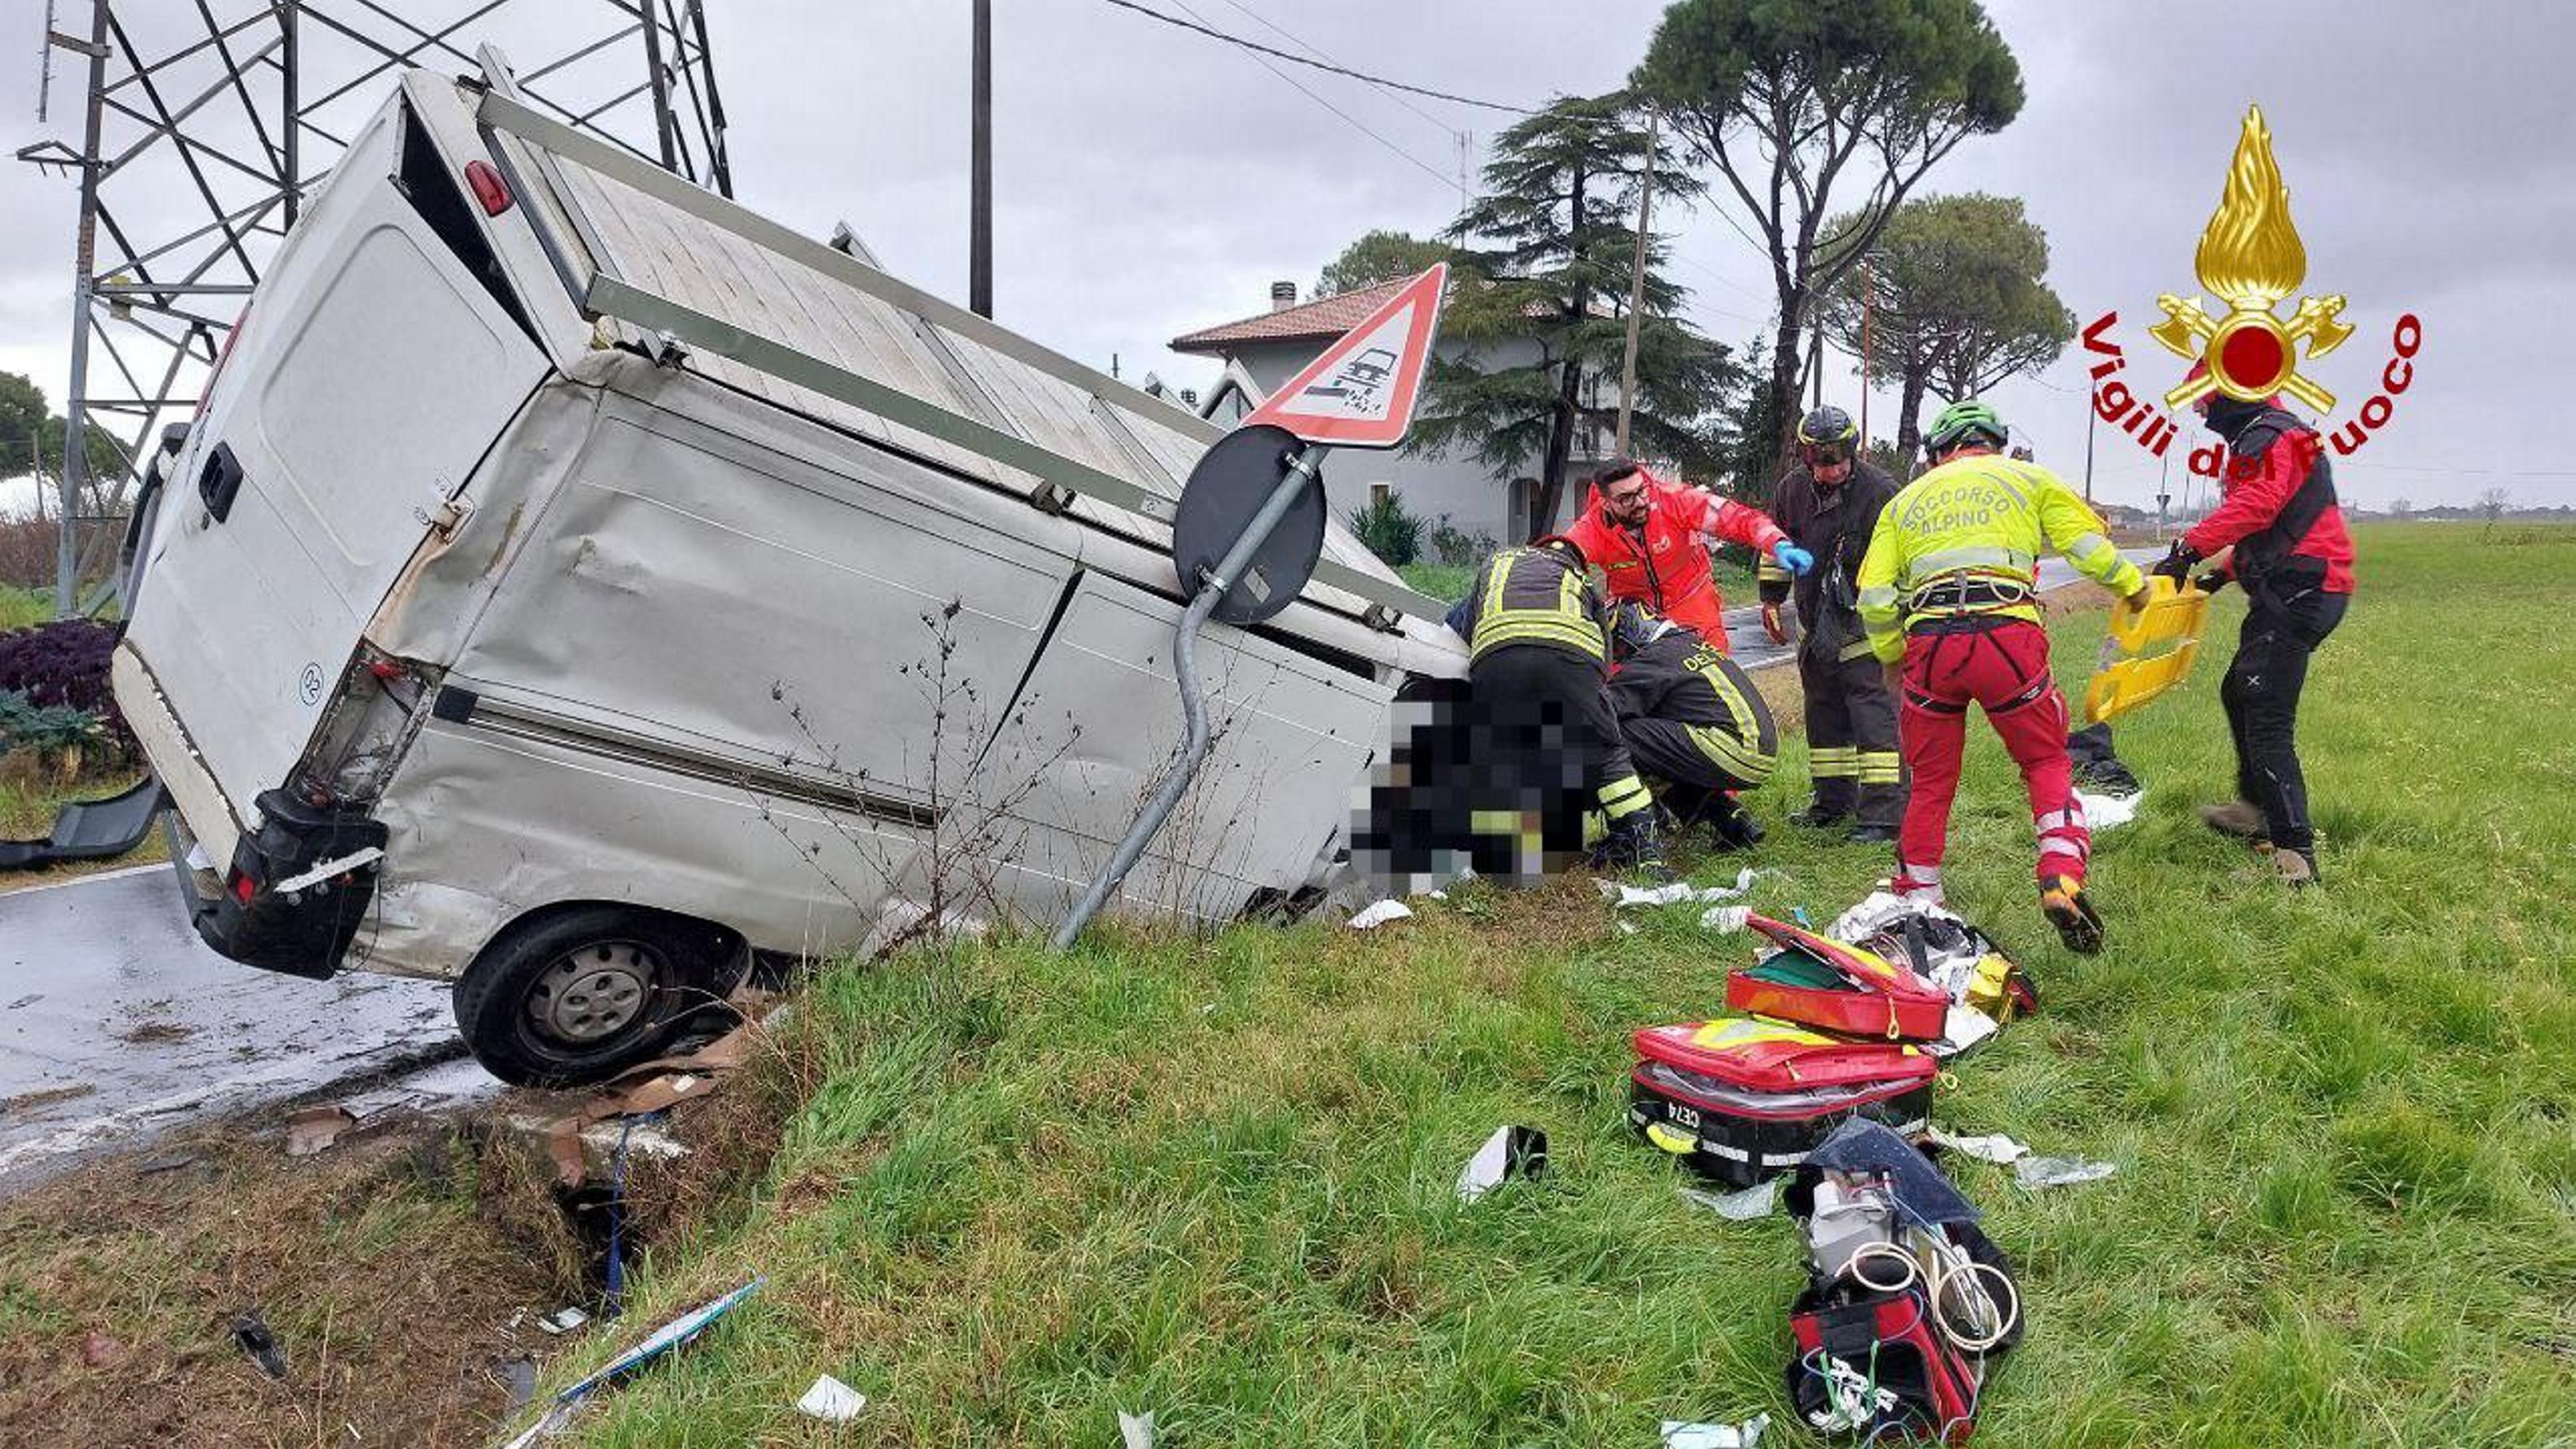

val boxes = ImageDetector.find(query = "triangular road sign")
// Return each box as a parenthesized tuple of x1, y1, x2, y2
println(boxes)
(1241, 262, 1447, 449)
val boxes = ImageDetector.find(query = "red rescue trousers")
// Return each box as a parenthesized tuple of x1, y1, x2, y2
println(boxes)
(1893, 619, 2089, 899)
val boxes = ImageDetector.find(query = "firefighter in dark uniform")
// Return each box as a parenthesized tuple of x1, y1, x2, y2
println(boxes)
(1458, 537, 1666, 875)
(1607, 603, 1778, 851)
(1759, 404, 1906, 842)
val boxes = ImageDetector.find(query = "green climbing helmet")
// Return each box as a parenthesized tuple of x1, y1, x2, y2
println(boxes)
(1925, 398, 2009, 457)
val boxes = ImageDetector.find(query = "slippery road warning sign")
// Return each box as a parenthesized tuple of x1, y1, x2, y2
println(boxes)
(1242, 263, 1447, 449)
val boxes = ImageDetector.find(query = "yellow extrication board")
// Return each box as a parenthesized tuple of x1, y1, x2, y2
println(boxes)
(2085, 574, 2212, 723)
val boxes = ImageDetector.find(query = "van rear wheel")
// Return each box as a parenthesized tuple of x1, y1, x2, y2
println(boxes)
(452, 905, 742, 1088)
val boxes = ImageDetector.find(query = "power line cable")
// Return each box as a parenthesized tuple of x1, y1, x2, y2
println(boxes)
(1160, 0, 1458, 191)
(1097, 0, 1534, 114)
(1211, 0, 1461, 137)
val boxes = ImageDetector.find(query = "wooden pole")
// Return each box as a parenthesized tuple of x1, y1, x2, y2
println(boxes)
(1613, 113, 1656, 458)
(970, 0, 992, 318)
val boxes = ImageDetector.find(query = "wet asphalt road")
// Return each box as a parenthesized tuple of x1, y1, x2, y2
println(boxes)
(0, 864, 468, 1189)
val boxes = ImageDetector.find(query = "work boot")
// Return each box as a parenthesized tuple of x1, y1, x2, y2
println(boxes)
(1708, 798, 1766, 853)
(2273, 849, 2317, 888)
(2199, 800, 2268, 841)
(2039, 875, 2105, 955)
(1793, 805, 1851, 829)
(1846, 824, 1897, 846)
(1594, 814, 1673, 880)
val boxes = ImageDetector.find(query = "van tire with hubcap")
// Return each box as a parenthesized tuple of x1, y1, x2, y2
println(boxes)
(452, 904, 743, 1087)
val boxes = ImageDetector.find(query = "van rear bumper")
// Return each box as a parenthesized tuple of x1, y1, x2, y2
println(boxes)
(180, 789, 390, 982)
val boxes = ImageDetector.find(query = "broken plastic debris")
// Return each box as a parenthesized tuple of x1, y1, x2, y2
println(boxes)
(2015, 1155, 2118, 1189)
(1662, 1412, 1769, 1448)
(500, 1280, 763, 1449)
(230, 1310, 288, 1378)
(285, 1104, 356, 1157)
(538, 1306, 591, 1336)
(1347, 899, 1413, 930)
(1924, 1126, 2030, 1165)
(1679, 1180, 1778, 1221)
(1699, 904, 1750, 934)
(1119, 1409, 1157, 1448)
(797, 1374, 867, 1422)
(499, 1356, 539, 1410)
(1456, 1125, 1548, 1203)
(2078, 790, 2141, 830)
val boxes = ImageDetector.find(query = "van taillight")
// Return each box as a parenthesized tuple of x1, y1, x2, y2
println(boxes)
(465, 159, 513, 217)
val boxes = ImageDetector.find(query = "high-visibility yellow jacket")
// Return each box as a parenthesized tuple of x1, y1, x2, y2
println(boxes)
(1856, 451, 2143, 664)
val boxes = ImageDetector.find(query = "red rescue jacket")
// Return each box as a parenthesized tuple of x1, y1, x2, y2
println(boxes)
(2185, 420, 2355, 593)
(1564, 469, 1788, 649)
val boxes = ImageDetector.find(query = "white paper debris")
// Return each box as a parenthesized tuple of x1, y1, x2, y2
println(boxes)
(1118, 1410, 1157, 1448)
(1618, 920, 1640, 936)
(1930, 1004, 1999, 1057)
(2079, 790, 2141, 830)
(1616, 867, 1770, 910)
(796, 1375, 867, 1422)
(1662, 1411, 1769, 1448)
(1426, 890, 1448, 902)
(537, 1306, 590, 1336)
(1458, 1125, 1514, 1203)
(1347, 899, 1413, 930)
(2015, 1155, 2118, 1189)
(1679, 1181, 1778, 1221)
(1700, 904, 1750, 934)
(1925, 1126, 2031, 1165)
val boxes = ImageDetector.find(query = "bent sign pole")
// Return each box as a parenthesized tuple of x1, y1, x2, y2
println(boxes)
(1054, 265, 1448, 949)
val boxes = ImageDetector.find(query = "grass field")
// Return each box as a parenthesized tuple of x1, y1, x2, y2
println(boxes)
(513, 524, 2569, 1445)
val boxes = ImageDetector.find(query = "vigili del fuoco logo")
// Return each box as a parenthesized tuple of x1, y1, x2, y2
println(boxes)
(2079, 105, 2422, 483)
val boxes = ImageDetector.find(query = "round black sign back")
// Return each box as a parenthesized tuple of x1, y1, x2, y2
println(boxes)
(1171, 423, 1326, 626)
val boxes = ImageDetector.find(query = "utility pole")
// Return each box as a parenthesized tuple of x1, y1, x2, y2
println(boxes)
(1613, 113, 1656, 458)
(2082, 398, 2098, 504)
(970, 0, 993, 318)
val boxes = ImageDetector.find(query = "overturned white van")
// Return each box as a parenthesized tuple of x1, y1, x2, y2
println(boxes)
(112, 60, 1463, 1085)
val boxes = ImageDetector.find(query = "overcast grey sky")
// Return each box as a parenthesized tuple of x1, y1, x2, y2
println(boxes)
(4, 0, 2569, 514)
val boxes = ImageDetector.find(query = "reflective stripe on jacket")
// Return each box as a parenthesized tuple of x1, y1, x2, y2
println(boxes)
(1855, 453, 2144, 664)
(1464, 545, 1608, 663)
(1608, 630, 1779, 786)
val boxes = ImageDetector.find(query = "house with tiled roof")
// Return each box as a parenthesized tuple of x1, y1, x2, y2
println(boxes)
(1171, 278, 1616, 547)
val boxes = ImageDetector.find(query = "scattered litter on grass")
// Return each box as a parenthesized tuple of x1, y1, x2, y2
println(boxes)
(2014, 1156, 2117, 1189)
(499, 1280, 762, 1448)
(797, 1374, 867, 1422)
(1457, 1125, 1548, 1203)
(284, 1104, 356, 1157)
(1680, 1180, 1778, 1221)
(1700, 905, 1750, 934)
(1118, 1409, 1157, 1448)
(229, 1310, 288, 1378)
(2078, 791, 2141, 830)
(1935, 1005, 1999, 1056)
(578, 1119, 689, 1162)
(1347, 899, 1413, 930)
(1924, 1127, 2029, 1165)
(1618, 920, 1640, 936)
(1662, 1412, 1768, 1448)
(537, 1306, 590, 1336)
(1615, 867, 1770, 910)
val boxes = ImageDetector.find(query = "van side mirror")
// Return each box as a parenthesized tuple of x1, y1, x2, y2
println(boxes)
(198, 441, 245, 523)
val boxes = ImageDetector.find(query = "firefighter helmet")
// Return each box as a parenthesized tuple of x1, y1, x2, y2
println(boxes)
(1797, 405, 1858, 467)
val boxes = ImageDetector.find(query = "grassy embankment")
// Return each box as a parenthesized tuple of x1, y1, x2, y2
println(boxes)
(177, 527, 2576, 1444)
(550, 522, 2574, 1446)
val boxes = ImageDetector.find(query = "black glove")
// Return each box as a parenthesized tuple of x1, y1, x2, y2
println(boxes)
(2192, 570, 2231, 595)
(2151, 541, 2201, 583)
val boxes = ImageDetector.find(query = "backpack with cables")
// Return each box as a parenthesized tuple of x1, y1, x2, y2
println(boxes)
(1781, 1121, 2023, 1443)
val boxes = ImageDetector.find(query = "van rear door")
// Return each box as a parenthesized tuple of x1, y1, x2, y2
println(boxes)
(124, 86, 551, 843)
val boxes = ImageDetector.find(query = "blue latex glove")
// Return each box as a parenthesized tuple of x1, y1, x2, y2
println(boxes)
(1773, 541, 1815, 577)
